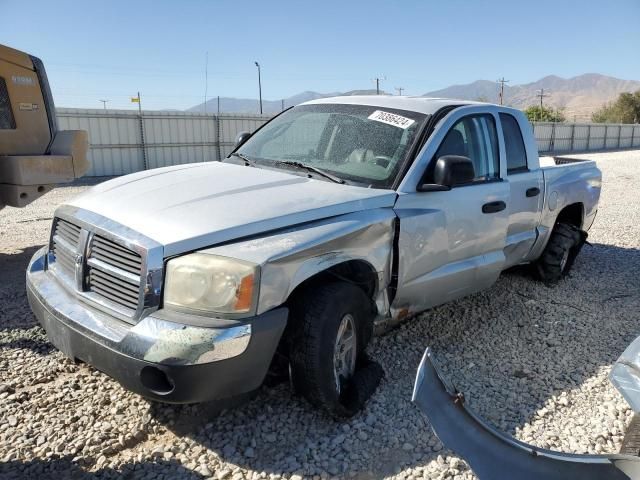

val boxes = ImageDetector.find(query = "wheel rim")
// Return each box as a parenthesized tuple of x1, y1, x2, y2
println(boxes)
(334, 313, 357, 395)
(560, 249, 570, 271)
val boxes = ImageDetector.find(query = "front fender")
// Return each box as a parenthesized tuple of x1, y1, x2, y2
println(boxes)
(201, 208, 396, 315)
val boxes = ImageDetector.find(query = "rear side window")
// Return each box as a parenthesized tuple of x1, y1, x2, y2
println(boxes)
(500, 113, 527, 173)
(0, 77, 16, 130)
(435, 114, 500, 181)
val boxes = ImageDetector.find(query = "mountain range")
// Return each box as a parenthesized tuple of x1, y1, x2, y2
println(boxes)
(189, 90, 381, 115)
(189, 74, 640, 120)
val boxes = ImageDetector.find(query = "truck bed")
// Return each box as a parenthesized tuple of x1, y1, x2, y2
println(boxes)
(539, 155, 593, 167)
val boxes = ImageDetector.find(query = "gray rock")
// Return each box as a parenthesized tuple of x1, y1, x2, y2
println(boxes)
(1, 150, 639, 480)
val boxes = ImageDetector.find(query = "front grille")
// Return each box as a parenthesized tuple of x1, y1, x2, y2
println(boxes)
(47, 214, 160, 322)
(87, 235, 142, 312)
(0, 77, 16, 130)
(51, 218, 81, 279)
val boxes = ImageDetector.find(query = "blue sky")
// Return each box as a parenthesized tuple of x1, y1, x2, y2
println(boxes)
(2, 0, 639, 110)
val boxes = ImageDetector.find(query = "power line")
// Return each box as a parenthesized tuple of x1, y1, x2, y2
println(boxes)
(497, 77, 509, 105)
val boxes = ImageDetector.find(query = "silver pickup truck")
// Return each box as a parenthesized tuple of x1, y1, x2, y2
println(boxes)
(26, 96, 601, 415)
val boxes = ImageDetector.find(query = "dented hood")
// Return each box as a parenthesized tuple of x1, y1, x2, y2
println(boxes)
(66, 162, 396, 256)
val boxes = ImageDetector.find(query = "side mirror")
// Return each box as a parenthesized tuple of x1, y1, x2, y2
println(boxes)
(418, 155, 475, 192)
(235, 131, 252, 148)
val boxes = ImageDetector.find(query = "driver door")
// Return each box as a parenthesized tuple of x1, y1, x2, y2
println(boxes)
(392, 112, 510, 315)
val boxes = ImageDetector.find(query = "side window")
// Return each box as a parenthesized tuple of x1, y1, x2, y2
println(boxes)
(0, 77, 16, 130)
(435, 114, 499, 182)
(500, 113, 528, 173)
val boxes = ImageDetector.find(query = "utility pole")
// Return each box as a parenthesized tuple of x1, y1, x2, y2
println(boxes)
(99, 99, 109, 110)
(536, 88, 549, 110)
(254, 61, 263, 114)
(131, 92, 147, 170)
(204, 51, 209, 114)
(217, 95, 220, 115)
(281, 99, 285, 111)
(497, 77, 509, 105)
(535, 89, 550, 122)
(395, 87, 404, 96)
(373, 76, 385, 95)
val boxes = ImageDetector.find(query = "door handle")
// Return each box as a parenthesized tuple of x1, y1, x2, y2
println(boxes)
(482, 201, 506, 214)
(526, 187, 541, 197)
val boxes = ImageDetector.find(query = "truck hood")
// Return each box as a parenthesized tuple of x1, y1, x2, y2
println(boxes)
(66, 162, 396, 256)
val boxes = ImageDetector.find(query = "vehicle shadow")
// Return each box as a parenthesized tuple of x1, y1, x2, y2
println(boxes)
(144, 242, 640, 478)
(0, 245, 44, 331)
(0, 456, 205, 480)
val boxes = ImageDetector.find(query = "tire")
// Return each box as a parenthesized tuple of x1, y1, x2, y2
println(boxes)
(287, 281, 375, 417)
(534, 222, 585, 284)
(621, 414, 640, 456)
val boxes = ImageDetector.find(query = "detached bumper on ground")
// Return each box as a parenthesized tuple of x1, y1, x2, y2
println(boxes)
(26, 247, 287, 404)
(412, 348, 640, 480)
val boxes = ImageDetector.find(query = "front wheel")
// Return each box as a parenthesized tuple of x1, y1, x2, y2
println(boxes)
(287, 281, 374, 417)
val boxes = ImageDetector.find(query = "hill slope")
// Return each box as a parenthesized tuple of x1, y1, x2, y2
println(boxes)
(188, 74, 640, 120)
(188, 89, 383, 114)
(424, 74, 640, 120)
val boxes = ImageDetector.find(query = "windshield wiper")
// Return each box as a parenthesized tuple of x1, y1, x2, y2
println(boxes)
(274, 160, 345, 184)
(229, 152, 257, 167)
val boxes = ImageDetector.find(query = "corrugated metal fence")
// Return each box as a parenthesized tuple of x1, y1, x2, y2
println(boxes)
(56, 108, 640, 177)
(533, 122, 640, 153)
(57, 108, 269, 176)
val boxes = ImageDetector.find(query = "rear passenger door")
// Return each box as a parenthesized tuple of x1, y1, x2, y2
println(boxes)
(499, 113, 544, 267)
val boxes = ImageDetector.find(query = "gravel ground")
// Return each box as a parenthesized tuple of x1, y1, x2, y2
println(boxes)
(1, 151, 639, 479)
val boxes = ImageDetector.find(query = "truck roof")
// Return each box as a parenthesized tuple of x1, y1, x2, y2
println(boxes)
(302, 95, 490, 115)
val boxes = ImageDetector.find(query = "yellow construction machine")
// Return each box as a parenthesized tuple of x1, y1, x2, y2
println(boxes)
(0, 43, 88, 209)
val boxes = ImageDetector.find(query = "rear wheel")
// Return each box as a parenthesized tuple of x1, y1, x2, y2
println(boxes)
(534, 222, 585, 283)
(288, 281, 374, 417)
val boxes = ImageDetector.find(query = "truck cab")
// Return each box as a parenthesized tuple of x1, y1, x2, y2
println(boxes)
(388, 100, 598, 318)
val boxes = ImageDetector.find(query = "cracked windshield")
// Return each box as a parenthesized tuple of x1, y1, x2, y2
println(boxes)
(237, 104, 427, 186)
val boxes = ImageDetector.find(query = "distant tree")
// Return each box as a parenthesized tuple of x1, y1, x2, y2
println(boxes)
(475, 95, 489, 102)
(524, 105, 566, 122)
(591, 90, 640, 123)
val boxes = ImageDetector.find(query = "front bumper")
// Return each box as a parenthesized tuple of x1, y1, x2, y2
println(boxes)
(26, 247, 287, 404)
(412, 349, 640, 480)
(611, 335, 640, 414)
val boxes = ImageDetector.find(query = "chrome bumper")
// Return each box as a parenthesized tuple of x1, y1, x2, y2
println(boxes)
(26, 247, 252, 366)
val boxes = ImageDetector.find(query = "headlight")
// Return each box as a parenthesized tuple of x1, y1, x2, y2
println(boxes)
(164, 253, 258, 316)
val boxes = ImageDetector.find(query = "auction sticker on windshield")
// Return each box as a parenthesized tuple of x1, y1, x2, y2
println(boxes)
(368, 110, 415, 129)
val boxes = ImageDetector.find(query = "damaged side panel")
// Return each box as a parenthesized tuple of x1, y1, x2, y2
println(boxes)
(412, 348, 640, 480)
(202, 208, 396, 318)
